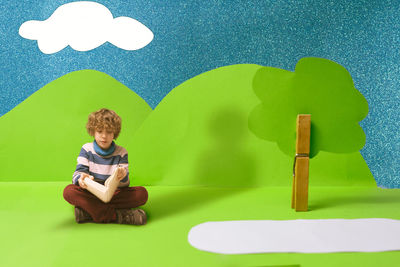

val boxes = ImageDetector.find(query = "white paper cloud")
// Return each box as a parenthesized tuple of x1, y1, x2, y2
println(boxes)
(19, 1, 154, 54)
(189, 219, 400, 254)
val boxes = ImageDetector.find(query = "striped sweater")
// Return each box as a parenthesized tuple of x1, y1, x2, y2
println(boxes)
(72, 141, 130, 187)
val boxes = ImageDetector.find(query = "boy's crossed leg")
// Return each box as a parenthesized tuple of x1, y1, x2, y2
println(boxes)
(63, 184, 148, 223)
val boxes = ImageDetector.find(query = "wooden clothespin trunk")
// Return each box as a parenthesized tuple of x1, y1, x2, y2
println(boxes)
(291, 114, 311, 212)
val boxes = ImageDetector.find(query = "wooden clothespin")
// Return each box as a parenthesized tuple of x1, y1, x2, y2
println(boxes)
(291, 114, 311, 212)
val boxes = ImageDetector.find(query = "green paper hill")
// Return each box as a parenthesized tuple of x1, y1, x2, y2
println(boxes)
(0, 64, 375, 186)
(0, 70, 152, 182)
(128, 64, 376, 187)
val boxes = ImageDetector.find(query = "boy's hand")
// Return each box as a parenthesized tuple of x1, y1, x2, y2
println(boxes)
(78, 173, 94, 189)
(116, 167, 127, 181)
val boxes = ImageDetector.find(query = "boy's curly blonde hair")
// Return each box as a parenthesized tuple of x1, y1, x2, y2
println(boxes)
(86, 108, 122, 139)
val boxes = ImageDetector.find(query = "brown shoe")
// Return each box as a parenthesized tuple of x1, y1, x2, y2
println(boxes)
(116, 209, 147, 225)
(74, 207, 92, 223)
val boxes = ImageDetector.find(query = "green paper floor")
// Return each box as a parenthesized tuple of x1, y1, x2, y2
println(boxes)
(1, 182, 400, 267)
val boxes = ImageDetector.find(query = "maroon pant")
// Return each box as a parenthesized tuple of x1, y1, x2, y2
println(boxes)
(63, 184, 148, 223)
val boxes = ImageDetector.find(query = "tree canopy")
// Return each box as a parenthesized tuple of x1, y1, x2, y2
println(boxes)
(248, 57, 368, 158)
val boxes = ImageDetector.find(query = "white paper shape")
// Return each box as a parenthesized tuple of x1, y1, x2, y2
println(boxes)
(188, 219, 400, 254)
(19, 1, 153, 54)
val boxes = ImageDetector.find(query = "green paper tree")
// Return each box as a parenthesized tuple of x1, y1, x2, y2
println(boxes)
(248, 57, 368, 158)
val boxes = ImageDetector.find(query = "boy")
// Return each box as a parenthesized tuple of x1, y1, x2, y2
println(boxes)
(63, 108, 148, 225)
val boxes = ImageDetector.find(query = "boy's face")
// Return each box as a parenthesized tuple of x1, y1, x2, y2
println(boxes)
(94, 128, 114, 150)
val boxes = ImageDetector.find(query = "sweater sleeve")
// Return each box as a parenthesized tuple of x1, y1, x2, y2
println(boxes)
(118, 151, 130, 187)
(72, 147, 90, 185)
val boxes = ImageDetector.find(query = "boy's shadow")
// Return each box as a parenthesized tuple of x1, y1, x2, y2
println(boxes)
(147, 187, 251, 222)
(148, 108, 257, 221)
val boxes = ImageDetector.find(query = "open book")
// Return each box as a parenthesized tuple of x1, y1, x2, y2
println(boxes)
(84, 167, 122, 203)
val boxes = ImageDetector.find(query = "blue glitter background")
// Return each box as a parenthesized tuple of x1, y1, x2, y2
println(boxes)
(0, 0, 399, 187)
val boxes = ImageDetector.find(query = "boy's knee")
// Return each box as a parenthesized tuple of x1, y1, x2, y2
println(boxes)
(63, 184, 78, 202)
(137, 186, 148, 206)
